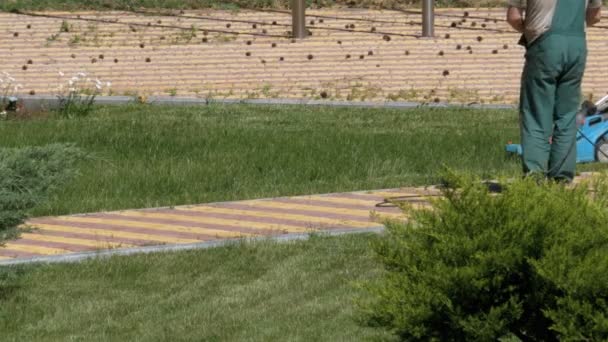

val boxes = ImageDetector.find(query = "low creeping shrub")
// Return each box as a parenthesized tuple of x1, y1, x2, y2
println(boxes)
(0, 144, 85, 242)
(361, 173, 608, 341)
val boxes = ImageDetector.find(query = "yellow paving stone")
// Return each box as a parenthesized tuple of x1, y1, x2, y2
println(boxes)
(55, 216, 253, 238)
(20, 233, 135, 249)
(2, 243, 69, 255)
(179, 206, 377, 228)
(115, 210, 311, 233)
(28, 223, 200, 244)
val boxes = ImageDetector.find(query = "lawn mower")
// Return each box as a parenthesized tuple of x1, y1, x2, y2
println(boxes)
(506, 94, 608, 163)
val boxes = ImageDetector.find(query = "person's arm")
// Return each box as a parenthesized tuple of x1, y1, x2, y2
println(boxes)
(587, 0, 602, 27)
(506, 4, 525, 33)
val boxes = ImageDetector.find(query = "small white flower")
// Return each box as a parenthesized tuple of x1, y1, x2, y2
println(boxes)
(8, 77, 15, 82)
(68, 80, 74, 86)
(58, 71, 65, 77)
(68, 87, 76, 92)
(106, 81, 112, 88)
(95, 83, 102, 90)
(77, 72, 86, 77)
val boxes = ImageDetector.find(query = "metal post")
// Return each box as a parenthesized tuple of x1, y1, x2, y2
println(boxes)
(422, 0, 434, 38)
(292, 0, 307, 39)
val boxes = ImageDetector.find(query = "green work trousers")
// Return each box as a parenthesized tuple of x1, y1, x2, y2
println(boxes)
(519, 1, 588, 182)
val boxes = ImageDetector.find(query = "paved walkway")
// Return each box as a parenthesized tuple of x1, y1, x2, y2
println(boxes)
(0, 173, 598, 263)
(0, 186, 439, 263)
(2, 7, 607, 104)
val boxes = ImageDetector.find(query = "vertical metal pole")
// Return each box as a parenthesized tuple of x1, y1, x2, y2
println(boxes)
(422, 0, 434, 38)
(292, 0, 307, 39)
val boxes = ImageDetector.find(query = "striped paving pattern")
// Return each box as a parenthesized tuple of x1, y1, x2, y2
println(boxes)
(0, 187, 438, 262)
(1, 7, 607, 104)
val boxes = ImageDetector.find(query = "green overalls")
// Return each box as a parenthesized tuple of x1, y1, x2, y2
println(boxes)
(520, 0, 588, 182)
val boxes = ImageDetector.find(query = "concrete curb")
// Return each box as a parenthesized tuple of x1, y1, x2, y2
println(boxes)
(0, 226, 385, 266)
(3, 95, 516, 113)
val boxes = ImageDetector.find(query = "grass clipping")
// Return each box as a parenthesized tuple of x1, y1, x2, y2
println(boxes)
(0, 144, 84, 242)
(361, 172, 608, 341)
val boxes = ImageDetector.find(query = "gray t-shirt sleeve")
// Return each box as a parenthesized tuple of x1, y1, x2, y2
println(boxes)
(589, 0, 602, 9)
(507, 0, 526, 8)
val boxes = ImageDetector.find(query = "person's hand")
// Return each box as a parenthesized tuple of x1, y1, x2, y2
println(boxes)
(506, 6, 525, 33)
(587, 6, 601, 27)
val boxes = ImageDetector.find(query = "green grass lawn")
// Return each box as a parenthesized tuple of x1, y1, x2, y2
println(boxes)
(1, 104, 607, 340)
(0, 233, 393, 342)
(0, 104, 522, 216)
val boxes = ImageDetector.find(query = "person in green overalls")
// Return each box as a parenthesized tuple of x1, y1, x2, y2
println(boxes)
(507, 0, 602, 182)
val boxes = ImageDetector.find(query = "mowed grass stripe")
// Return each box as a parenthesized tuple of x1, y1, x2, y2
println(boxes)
(28, 223, 200, 244)
(1, 242, 70, 255)
(240, 200, 403, 219)
(20, 233, 135, 249)
(179, 205, 375, 228)
(53, 216, 253, 238)
(115, 210, 311, 233)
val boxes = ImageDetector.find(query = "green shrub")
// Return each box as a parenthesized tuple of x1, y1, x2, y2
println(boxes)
(0, 144, 84, 241)
(360, 173, 608, 341)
